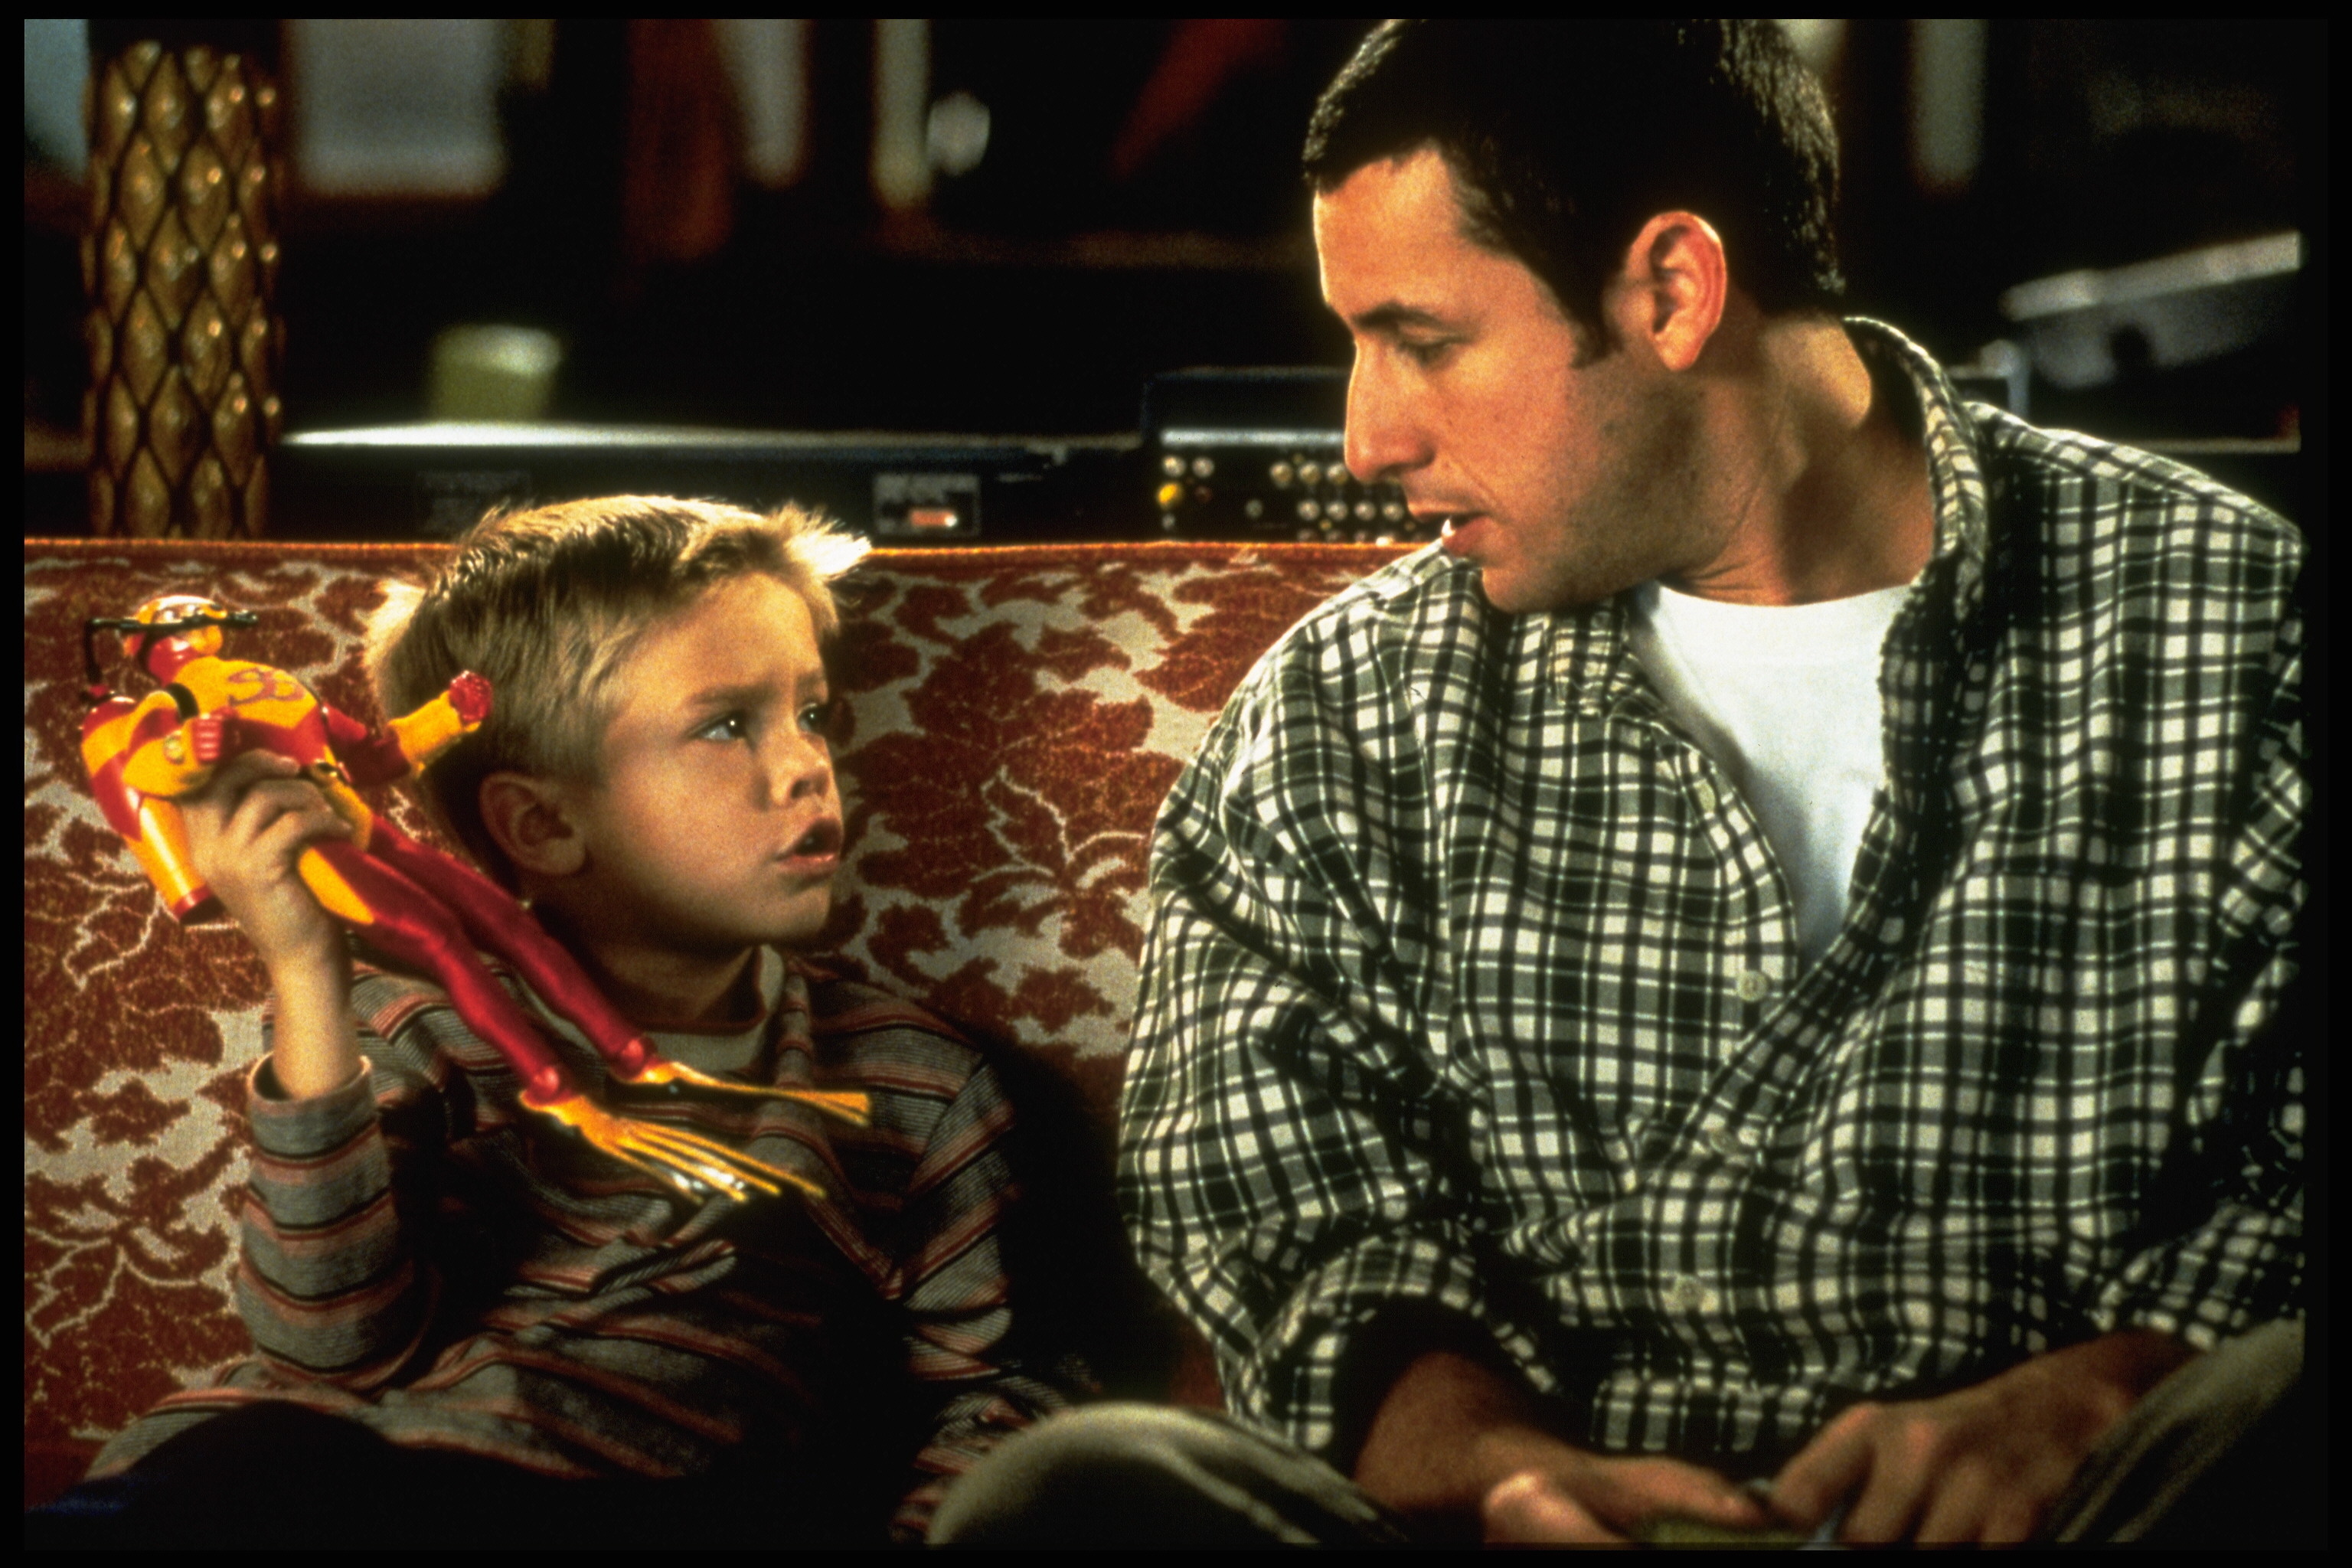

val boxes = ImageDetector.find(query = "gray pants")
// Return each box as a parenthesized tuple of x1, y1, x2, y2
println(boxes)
(932, 1320, 2309, 1547)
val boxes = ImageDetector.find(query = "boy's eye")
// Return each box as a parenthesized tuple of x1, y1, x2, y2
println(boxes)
(697, 711, 750, 743)
(798, 697, 839, 738)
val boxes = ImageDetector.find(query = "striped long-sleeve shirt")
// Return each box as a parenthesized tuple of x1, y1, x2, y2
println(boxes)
(93, 946, 1088, 1540)
(1121, 319, 2303, 1469)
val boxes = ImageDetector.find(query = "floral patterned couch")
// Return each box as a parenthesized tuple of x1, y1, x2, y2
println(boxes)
(22, 535, 1409, 1508)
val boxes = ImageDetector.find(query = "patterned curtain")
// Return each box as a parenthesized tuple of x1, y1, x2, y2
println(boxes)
(83, 41, 284, 537)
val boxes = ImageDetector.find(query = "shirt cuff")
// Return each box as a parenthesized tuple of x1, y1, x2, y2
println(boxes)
(1233, 1229, 1553, 1464)
(247, 1053, 376, 1159)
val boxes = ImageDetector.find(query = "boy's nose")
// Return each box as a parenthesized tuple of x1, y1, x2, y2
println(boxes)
(767, 730, 834, 804)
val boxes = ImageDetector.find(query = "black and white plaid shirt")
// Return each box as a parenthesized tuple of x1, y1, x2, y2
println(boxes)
(1121, 321, 2303, 1468)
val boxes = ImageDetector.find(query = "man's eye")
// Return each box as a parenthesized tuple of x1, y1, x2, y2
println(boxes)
(1400, 338, 1452, 367)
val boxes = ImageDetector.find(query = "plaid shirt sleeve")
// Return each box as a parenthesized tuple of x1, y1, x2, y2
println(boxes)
(1121, 565, 1560, 1462)
(1122, 320, 2302, 1470)
(2086, 595, 2302, 1341)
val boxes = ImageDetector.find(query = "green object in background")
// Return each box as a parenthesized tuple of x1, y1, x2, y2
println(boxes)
(429, 325, 562, 422)
(1636, 1513, 1813, 1547)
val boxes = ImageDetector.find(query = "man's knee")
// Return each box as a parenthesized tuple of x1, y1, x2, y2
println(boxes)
(2050, 1319, 2314, 1547)
(929, 1404, 1403, 1546)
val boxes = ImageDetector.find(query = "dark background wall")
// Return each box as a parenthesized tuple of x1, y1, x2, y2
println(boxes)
(23, 18, 2321, 534)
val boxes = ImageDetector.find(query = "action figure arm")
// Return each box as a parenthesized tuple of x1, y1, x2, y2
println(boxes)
(327, 672, 491, 786)
(116, 708, 237, 800)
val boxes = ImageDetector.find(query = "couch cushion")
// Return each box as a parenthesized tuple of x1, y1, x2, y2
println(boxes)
(24, 537, 1410, 1492)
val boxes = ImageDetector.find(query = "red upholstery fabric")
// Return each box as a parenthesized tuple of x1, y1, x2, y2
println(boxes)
(22, 537, 1407, 1507)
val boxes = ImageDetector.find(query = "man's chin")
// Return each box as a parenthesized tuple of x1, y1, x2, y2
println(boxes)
(1473, 560, 1624, 616)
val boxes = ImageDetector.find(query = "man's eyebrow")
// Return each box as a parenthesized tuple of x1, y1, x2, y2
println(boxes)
(1349, 302, 1451, 334)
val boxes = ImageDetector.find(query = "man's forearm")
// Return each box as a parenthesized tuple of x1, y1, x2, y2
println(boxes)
(1353, 1344, 1577, 1526)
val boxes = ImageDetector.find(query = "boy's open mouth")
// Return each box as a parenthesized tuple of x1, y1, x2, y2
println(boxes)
(782, 819, 844, 864)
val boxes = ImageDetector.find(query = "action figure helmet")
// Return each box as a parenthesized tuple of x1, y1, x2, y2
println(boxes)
(82, 595, 260, 697)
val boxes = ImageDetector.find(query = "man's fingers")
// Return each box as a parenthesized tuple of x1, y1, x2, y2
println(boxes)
(1596, 1456, 1766, 1529)
(1834, 1428, 1933, 1545)
(1912, 1462, 1994, 1547)
(1481, 1455, 1765, 1544)
(1481, 1472, 1622, 1544)
(247, 795, 348, 860)
(1978, 1491, 2042, 1547)
(1769, 1403, 1877, 1529)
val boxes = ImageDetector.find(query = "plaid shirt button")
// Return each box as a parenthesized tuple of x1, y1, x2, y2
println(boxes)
(1664, 1276, 1713, 1312)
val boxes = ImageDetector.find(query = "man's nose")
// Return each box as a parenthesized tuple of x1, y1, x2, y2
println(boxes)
(1343, 355, 1429, 485)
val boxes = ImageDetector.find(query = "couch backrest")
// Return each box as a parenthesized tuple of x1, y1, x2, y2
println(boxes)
(24, 537, 1409, 1474)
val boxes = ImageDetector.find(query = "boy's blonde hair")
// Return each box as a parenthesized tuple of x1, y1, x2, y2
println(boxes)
(368, 495, 868, 884)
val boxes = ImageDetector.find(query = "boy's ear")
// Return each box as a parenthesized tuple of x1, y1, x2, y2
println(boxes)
(479, 772, 587, 879)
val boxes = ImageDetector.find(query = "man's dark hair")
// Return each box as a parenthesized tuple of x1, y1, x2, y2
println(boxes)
(1303, 20, 1844, 342)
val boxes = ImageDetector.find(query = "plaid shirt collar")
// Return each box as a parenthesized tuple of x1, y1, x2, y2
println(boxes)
(1550, 316, 1994, 721)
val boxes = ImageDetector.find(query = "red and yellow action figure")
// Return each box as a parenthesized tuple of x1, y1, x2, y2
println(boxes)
(79, 594, 866, 1200)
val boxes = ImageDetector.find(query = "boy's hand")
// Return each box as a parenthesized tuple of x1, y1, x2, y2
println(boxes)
(178, 750, 353, 976)
(178, 749, 364, 1099)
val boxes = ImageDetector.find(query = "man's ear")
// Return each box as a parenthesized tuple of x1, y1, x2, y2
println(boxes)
(1612, 211, 1729, 374)
(479, 771, 588, 880)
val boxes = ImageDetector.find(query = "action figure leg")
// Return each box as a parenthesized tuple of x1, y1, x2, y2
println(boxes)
(305, 839, 826, 1202)
(302, 838, 576, 1101)
(363, 820, 655, 1074)
(367, 822, 865, 1127)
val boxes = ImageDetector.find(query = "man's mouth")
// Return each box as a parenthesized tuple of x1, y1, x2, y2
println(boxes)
(1422, 511, 1487, 553)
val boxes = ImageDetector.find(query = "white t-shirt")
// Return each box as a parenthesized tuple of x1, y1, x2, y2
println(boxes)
(1628, 577, 1913, 969)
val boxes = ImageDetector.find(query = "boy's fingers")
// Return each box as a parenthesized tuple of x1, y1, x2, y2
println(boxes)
(227, 782, 350, 863)
(185, 747, 302, 807)
(249, 796, 348, 854)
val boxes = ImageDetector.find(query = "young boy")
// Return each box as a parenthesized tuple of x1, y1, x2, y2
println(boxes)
(36, 498, 1089, 1547)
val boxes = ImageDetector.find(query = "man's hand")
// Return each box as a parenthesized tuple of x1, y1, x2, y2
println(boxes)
(1481, 1446, 1770, 1544)
(1769, 1329, 2198, 1546)
(1353, 1338, 1768, 1544)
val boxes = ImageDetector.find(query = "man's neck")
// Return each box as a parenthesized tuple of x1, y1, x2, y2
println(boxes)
(1668, 314, 1936, 607)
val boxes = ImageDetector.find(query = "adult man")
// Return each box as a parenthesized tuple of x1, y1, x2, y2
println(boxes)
(931, 19, 2304, 1547)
